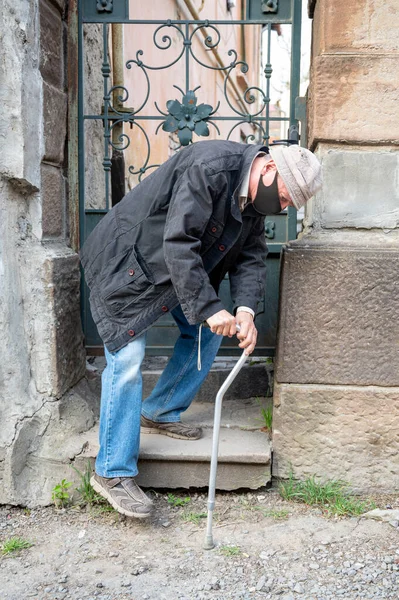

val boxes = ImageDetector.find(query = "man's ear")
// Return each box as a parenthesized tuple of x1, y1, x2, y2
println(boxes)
(265, 158, 277, 173)
(262, 158, 276, 174)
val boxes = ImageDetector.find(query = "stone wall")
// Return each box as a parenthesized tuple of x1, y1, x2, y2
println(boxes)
(0, 0, 89, 505)
(83, 22, 107, 210)
(273, 0, 399, 492)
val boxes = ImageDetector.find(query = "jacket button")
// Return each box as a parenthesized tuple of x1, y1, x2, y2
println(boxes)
(128, 269, 135, 276)
(128, 329, 135, 337)
(211, 226, 217, 233)
(161, 306, 168, 312)
(218, 244, 225, 252)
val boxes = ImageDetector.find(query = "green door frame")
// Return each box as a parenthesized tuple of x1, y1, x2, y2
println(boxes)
(73, 0, 303, 355)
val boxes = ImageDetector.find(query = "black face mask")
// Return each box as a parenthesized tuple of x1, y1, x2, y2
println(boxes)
(252, 172, 282, 216)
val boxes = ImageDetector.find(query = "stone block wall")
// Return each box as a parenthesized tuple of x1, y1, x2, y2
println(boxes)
(0, 0, 88, 506)
(308, 0, 399, 146)
(39, 0, 67, 238)
(273, 0, 399, 492)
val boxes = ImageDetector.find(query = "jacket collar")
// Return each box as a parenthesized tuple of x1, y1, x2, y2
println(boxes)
(231, 144, 269, 221)
(240, 143, 269, 180)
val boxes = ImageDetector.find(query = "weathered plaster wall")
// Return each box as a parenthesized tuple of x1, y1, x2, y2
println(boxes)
(274, 0, 399, 491)
(0, 0, 88, 505)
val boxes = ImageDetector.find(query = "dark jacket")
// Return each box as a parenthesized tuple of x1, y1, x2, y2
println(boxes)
(80, 140, 268, 352)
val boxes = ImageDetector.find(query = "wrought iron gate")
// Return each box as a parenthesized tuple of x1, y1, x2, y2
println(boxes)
(76, 0, 302, 355)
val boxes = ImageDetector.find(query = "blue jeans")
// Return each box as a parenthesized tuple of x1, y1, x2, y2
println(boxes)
(96, 305, 222, 478)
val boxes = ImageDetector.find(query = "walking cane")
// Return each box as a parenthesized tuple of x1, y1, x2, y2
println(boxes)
(204, 325, 248, 550)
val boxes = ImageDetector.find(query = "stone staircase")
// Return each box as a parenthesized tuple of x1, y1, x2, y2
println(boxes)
(75, 356, 273, 490)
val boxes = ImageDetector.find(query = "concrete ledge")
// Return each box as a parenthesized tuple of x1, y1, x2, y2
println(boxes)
(272, 382, 399, 493)
(139, 428, 271, 464)
(76, 427, 271, 491)
(74, 400, 271, 491)
(136, 461, 270, 491)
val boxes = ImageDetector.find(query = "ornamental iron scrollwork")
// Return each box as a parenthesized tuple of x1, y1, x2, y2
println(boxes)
(162, 88, 213, 146)
(262, 0, 278, 13)
(98, 20, 289, 182)
(97, 0, 113, 13)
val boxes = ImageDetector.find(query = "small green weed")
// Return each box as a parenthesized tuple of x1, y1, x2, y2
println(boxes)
(255, 398, 272, 430)
(259, 406, 272, 430)
(51, 479, 73, 508)
(182, 512, 207, 525)
(249, 357, 273, 366)
(279, 472, 376, 517)
(220, 545, 241, 557)
(71, 462, 117, 513)
(72, 462, 104, 506)
(262, 508, 289, 520)
(167, 493, 191, 508)
(1, 537, 33, 555)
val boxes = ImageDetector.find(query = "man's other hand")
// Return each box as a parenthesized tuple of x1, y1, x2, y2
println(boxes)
(206, 310, 236, 337)
(236, 311, 257, 355)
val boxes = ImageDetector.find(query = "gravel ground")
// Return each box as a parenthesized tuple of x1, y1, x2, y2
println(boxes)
(1, 488, 398, 600)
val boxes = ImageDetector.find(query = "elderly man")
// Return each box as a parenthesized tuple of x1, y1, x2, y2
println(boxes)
(80, 140, 322, 518)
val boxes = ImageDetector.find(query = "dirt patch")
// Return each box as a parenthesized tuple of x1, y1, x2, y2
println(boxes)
(1, 489, 398, 600)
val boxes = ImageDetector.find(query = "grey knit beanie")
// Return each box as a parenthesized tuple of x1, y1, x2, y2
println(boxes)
(269, 145, 322, 210)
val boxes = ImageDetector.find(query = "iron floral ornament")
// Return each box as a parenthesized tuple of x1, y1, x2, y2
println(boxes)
(97, 0, 113, 12)
(162, 89, 213, 146)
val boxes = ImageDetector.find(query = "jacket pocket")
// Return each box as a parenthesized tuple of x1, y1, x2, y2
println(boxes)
(200, 216, 224, 254)
(100, 246, 153, 315)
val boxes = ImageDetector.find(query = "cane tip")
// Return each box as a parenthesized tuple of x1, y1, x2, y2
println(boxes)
(203, 536, 215, 550)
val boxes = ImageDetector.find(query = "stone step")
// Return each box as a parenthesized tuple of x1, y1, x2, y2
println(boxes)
(74, 397, 272, 491)
(87, 355, 273, 401)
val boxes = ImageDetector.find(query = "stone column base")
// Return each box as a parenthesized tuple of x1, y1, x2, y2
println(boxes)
(273, 232, 399, 493)
(272, 382, 399, 493)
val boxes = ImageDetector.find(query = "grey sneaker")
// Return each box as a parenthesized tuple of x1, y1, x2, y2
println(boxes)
(90, 474, 153, 519)
(140, 415, 202, 440)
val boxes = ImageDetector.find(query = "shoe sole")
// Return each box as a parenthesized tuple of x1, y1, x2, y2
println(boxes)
(140, 426, 202, 440)
(90, 476, 152, 519)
